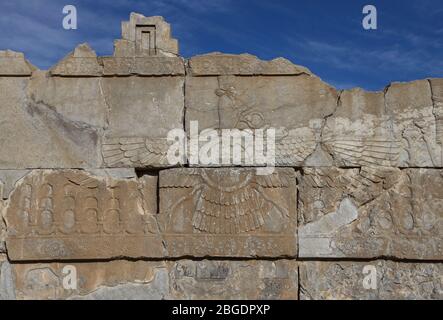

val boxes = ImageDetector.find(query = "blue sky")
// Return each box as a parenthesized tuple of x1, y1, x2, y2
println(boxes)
(0, 0, 442, 91)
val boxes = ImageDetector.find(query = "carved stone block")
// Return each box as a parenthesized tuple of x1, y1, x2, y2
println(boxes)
(118, 13, 178, 57)
(300, 261, 442, 300)
(298, 168, 443, 259)
(5, 170, 163, 261)
(189, 53, 311, 76)
(101, 56, 185, 76)
(12, 260, 168, 300)
(102, 77, 184, 168)
(50, 44, 103, 76)
(185, 74, 337, 166)
(0, 74, 103, 169)
(0, 50, 34, 76)
(159, 168, 298, 257)
(11, 260, 297, 300)
(324, 80, 442, 168)
(170, 260, 298, 300)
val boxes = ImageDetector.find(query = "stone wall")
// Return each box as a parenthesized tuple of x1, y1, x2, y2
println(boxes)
(0, 13, 441, 300)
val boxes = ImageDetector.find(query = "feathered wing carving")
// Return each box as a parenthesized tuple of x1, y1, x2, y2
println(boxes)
(275, 131, 317, 165)
(323, 137, 401, 168)
(162, 169, 291, 234)
(192, 171, 292, 234)
(102, 137, 171, 167)
(192, 183, 268, 234)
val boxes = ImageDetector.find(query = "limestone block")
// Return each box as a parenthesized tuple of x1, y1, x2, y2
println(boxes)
(189, 53, 311, 76)
(101, 77, 184, 168)
(101, 56, 185, 76)
(29, 71, 108, 128)
(11, 260, 298, 300)
(323, 80, 442, 168)
(170, 260, 298, 300)
(0, 75, 102, 169)
(298, 168, 443, 259)
(5, 170, 162, 261)
(159, 168, 298, 257)
(0, 50, 35, 76)
(185, 73, 338, 166)
(300, 261, 442, 300)
(119, 13, 179, 57)
(50, 43, 103, 76)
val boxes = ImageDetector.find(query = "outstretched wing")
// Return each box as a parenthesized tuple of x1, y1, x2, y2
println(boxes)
(102, 137, 171, 167)
(275, 131, 317, 165)
(193, 184, 267, 234)
(323, 137, 401, 168)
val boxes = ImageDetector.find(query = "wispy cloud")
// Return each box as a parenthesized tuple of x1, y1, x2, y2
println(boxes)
(0, 0, 441, 91)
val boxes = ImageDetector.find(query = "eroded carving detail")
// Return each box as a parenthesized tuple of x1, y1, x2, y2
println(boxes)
(299, 168, 443, 259)
(5, 170, 162, 261)
(159, 168, 297, 257)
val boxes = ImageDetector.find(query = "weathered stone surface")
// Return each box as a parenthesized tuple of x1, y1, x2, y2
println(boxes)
(5, 170, 162, 261)
(29, 71, 108, 129)
(12, 260, 297, 300)
(0, 170, 30, 200)
(323, 80, 441, 168)
(170, 260, 298, 300)
(0, 257, 16, 300)
(50, 43, 103, 76)
(185, 74, 337, 166)
(101, 56, 185, 76)
(0, 50, 35, 76)
(0, 75, 102, 169)
(300, 261, 442, 300)
(102, 77, 184, 168)
(189, 53, 311, 76)
(117, 13, 179, 57)
(298, 168, 443, 259)
(159, 168, 297, 257)
(12, 260, 166, 300)
(0, 13, 442, 301)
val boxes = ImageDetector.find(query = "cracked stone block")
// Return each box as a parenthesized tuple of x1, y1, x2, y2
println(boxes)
(5, 170, 163, 261)
(0, 50, 35, 76)
(185, 72, 337, 166)
(159, 168, 298, 257)
(101, 77, 184, 168)
(50, 43, 103, 76)
(300, 261, 443, 300)
(0, 74, 102, 169)
(0, 256, 16, 300)
(324, 80, 442, 168)
(11, 260, 297, 300)
(298, 168, 443, 260)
